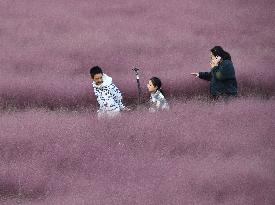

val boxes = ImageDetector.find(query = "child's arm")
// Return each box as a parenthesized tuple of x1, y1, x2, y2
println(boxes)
(214, 60, 235, 81)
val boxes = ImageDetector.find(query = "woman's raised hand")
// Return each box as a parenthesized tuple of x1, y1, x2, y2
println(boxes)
(190, 73, 199, 78)
(210, 56, 220, 68)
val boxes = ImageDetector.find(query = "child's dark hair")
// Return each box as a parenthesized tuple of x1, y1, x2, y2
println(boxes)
(150, 77, 165, 95)
(90, 66, 103, 78)
(211, 46, 231, 61)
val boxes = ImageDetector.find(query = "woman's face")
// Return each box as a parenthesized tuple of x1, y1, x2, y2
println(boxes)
(211, 52, 216, 61)
(211, 52, 221, 63)
(147, 80, 157, 93)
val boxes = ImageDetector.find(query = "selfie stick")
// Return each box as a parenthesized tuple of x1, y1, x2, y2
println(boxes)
(132, 67, 142, 105)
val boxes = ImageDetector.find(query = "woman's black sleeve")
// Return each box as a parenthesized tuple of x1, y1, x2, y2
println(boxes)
(199, 71, 212, 81)
(215, 61, 235, 81)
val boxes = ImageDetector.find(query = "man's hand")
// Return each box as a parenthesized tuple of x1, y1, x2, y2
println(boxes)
(191, 73, 199, 78)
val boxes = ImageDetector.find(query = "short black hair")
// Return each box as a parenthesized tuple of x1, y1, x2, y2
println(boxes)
(90, 66, 103, 78)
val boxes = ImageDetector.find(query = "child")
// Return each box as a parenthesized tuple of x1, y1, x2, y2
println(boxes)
(90, 66, 127, 118)
(147, 77, 169, 112)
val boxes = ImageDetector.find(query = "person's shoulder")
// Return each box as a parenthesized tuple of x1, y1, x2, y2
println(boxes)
(159, 92, 165, 99)
(222, 59, 233, 66)
(221, 60, 234, 69)
(156, 91, 165, 100)
(109, 83, 121, 94)
(110, 83, 120, 89)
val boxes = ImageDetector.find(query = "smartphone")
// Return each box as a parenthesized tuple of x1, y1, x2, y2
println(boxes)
(216, 56, 221, 61)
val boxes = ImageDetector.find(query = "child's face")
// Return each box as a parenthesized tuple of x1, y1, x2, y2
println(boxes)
(92, 73, 103, 85)
(147, 80, 157, 93)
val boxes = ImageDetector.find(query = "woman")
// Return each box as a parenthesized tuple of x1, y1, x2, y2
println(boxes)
(191, 46, 238, 99)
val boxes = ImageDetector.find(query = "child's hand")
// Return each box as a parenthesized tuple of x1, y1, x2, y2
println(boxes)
(122, 107, 131, 111)
(191, 73, 199, 78)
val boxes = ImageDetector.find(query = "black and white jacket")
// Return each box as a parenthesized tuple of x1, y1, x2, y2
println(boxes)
(93, 74, 125, 117)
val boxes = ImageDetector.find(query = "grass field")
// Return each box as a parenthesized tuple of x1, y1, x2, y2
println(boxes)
(0, 0, 274, 204)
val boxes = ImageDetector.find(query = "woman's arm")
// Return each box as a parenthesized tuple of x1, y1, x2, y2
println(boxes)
(214, 60, 235, 81)
(199, 72, 212, 81)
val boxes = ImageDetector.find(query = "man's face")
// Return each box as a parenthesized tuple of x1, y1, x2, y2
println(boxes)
(92, 73, 103, 85)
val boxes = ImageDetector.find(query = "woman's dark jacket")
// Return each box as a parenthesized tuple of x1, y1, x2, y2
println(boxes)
(199, 60, 238, 96)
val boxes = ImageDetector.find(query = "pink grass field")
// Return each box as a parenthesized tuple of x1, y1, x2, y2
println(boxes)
(1, 0, 275, 204)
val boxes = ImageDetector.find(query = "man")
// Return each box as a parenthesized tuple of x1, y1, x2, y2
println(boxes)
(90, 66, 128, 118)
